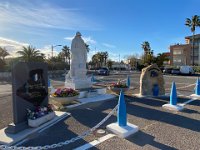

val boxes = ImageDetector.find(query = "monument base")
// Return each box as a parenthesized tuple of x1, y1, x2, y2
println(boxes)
(0, 111, 69, 146)
(190, 94, 200, 100)
(5, 122, 28, 134)
(162, 104, 184, 111)
(65, 78, 92, 90)
(106, 122, 139, 138)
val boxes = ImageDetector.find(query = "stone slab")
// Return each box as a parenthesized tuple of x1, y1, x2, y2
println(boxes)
(0, 111, 69, 146)
(190, 94, 200, 100)
(106, 122, 139, 138)
(162, 104, 184, 111)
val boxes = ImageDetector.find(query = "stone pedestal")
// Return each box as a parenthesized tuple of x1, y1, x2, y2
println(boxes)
(65, 78, 92, 89)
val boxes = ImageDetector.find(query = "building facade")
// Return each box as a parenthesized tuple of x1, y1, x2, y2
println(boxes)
(170, 44, 191, 66)
(185, 34, 200, 65)
(170, 34, 200, 66)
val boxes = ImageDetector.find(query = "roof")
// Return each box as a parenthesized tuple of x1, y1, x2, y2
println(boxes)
(185, 34, 200, 39)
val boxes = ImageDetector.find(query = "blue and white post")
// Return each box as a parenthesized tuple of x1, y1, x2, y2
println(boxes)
(162, 81, 183, 111)
(190, 77, 200, 99)
(126, 76, 130, 88)
(106, 91, 139, 138)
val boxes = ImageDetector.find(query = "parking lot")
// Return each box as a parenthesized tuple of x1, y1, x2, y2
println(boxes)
(0, 71, 200, 149)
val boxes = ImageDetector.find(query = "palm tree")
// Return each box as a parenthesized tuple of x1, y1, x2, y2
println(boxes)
(61, 45, 70, 64)
(185, 15, 200, 66)
(107, 59, 113, 69)
(103, 51, 108, 66)
(17, 46, 43, 62)
(0, 47, 9, 60)
(92, 54, 100, 69)
(141, 41, 151, 64)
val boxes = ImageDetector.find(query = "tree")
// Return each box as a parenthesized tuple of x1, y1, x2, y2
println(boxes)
(141, 41, 151, 64)
(141, 41, 154, 65)
(107, 59, 113, 69)
(17, 46, 44, 62)
(61, 45, 70, 64)
(185, 15, 200, 66)
(103, 51, 108, 66)
(125, 55, 138, 69)
(155, 53, 169, 67)
(0, 47, 9, 61)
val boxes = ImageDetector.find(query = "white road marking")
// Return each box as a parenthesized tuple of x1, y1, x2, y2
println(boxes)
(74, 134, 115, 150)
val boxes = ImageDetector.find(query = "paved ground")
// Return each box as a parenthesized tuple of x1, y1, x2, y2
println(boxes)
(0, 71, 200, 149)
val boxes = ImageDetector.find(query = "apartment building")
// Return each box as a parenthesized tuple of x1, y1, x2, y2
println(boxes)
(170, 44, 191, 66)
(170, 34, 200, 66)
(185, 34, 200, 65)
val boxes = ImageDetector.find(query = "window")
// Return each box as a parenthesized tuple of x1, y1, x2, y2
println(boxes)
(173, 49, 182, 55)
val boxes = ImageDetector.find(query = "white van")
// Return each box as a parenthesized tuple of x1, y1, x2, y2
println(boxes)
(180, 66, 194, 75)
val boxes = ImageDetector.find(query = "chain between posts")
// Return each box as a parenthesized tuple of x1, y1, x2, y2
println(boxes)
(0, 105, 118, 150)
(165, 83, 195, 91)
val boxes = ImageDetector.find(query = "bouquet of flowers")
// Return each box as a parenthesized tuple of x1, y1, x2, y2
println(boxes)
(27, 104, 53, 120)
(52, 88, 79, 97)
(111, 80, 128, 88)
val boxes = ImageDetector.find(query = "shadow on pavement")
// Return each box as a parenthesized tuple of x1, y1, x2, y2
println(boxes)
(126, 101, 200, 132)
(127, 130, 177, 150)
(22, 118, 92, 150)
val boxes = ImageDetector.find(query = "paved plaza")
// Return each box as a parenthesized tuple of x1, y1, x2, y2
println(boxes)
(0, 71, 200, 149)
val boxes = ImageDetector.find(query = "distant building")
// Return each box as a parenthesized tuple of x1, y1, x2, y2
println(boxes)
(185, 34, 200, 65)
(170, 44, 191, 66)
(170, 34, 200, 66)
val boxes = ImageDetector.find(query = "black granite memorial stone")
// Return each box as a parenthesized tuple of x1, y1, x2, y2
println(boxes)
(6, 62, 48, 133)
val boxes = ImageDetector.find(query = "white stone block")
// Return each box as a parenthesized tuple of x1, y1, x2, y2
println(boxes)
(162, 104, 184, 111)
(106, 122, 139, 138)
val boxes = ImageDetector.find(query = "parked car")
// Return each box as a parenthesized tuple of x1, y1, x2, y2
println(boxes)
(171, 68, 180, 75)
(98, 67, 110, 75)
(180, 66, 194, 75)
(163, 68, 173, 74)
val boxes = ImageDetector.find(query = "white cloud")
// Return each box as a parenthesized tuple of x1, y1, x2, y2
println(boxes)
(0, 37, 29, 57)
(102, 43, 116, 48)
(0, 1, 101, 31)
(64, 36, 97, 44)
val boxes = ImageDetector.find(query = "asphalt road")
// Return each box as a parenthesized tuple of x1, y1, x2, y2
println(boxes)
(0, 71, 200, 149)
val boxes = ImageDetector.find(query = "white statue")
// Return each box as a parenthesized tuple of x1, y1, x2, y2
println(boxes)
(65, 32, 91, 89)
(69, 32, 87, 79)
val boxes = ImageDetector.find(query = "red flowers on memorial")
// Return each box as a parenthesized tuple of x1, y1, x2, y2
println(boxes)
(52, 88, 79, 97)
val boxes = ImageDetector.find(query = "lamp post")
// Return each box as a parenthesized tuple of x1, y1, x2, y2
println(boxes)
(51, 45, 62, 57)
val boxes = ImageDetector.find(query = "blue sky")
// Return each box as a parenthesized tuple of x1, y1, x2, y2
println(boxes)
(0, 0, 200, 61)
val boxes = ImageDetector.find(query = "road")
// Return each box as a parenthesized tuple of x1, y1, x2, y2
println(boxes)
(0, 72, 200, 150)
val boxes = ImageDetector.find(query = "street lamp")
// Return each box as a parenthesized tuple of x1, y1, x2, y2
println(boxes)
(51, 45, 62, 57)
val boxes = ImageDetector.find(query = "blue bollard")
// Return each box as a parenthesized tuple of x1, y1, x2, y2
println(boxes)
(117, 91, 127, 126)
(195, 77, 200, 95)
(48, 77, 51, 87)
(91, 74, 95, 82)
(126, 76, 130, 88)
(170, 82, 177, 105)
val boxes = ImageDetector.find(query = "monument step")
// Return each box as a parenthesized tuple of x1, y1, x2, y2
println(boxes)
(0, 111, 70, 146)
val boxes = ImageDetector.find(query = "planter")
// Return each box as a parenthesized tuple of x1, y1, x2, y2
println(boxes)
(50, 95, 79, 105)
(109, 87, 129, 94)
(28, 112, 55, 128)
